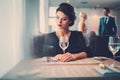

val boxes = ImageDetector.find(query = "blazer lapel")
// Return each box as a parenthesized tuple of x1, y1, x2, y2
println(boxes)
(102, 18, 106, 25)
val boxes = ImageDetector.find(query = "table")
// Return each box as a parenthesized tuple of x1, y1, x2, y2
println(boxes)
(2, 57, 120, 80)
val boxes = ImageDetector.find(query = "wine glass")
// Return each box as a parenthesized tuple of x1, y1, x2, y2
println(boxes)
(108, 36, 120, 67)
(59, 37, 69, 54)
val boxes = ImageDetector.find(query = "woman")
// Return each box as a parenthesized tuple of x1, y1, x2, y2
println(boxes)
(42, 3, 87, 62)
(78, 12, 87, 35)
(78, 11, 91, 47)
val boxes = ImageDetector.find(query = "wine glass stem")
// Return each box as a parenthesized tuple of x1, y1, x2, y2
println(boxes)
(112, 55, 116, 67)
(113, 55, 115, 60)
(63, 50, 65, 54)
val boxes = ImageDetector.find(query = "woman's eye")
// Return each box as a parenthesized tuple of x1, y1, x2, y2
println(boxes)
(63, 19, 67, 20)
(62, 18, 68, 21)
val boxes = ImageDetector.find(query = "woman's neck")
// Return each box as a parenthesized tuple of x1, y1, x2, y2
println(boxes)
(56, 29, 71, 39)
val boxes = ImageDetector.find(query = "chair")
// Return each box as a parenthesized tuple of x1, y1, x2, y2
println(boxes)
(93, 36, 113, 58)
(86, 31, 97, 57)
(33, 34, 45, 58)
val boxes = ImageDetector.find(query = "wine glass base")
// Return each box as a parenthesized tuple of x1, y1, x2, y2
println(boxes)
(110, 63, 120, 69)
(110, 64, 115, 68)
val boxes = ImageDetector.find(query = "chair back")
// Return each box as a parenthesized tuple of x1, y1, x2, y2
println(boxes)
(33, 35, 45, 58)
(94, 36, 113, 58)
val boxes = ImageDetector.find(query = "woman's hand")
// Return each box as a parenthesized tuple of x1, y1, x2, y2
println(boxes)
(55, 52, 76, 62)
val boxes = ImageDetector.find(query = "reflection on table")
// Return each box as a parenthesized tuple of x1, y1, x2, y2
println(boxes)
(2, 57, 120, 80)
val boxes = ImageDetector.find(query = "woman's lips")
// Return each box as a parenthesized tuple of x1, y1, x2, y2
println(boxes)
(58, 24, 62, 27)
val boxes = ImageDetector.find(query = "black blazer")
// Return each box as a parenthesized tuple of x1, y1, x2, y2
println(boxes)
(42, 31, 87, 57)
(98, 16, 117, 36)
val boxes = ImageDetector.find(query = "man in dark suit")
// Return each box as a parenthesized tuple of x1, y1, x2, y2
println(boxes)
(98, 8, 117, 36)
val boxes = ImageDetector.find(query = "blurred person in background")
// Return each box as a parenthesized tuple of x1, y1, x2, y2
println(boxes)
(98, 7, 117, 36)
(78, 12, 87, 35)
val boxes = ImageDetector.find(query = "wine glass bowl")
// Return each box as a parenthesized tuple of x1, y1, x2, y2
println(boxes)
(59, 37, 69, 54)
(109, 43, 120, 55)
(108, 36, 120, 67)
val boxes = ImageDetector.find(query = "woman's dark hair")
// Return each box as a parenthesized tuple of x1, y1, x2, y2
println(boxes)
(104, 7, 110, 13)
(56, 3, 76, 26)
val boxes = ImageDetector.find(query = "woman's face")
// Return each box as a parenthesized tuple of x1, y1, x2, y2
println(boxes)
(56, 11, 71, 29)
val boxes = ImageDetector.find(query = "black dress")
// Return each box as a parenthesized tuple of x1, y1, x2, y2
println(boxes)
(42, 31, 87, 57)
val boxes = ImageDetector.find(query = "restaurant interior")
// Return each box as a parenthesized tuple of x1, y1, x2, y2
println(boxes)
(0, 0, 120, 79)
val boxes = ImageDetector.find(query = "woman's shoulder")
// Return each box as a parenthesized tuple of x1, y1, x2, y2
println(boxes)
(44, 32, 56, 38)
(45, 32, 55, 36)
(71, 31, 85, 41)
(71, 31, 83, 35)
(43, 32, 57, 42)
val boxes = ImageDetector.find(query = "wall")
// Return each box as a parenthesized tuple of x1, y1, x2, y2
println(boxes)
(112, 10, 120, 34)
(24, 0, 39, 58)
(0, 0, 38, 78)
(39, 0, 49, 34)
(0, 0, 25, 78)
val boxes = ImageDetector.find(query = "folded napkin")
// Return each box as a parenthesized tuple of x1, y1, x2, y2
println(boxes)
(104, 72, 120, 77)
(94, 65, 120, 77)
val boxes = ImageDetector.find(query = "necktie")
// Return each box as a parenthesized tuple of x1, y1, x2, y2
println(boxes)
(104, 17, 107, 24)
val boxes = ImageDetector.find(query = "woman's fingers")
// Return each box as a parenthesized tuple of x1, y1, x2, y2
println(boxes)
(55, 54, 62, 60)
(55, 53, 75, 62)
(60, 53, 73, 62)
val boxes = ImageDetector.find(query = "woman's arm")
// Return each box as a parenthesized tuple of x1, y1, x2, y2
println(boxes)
(72, 52, 87, 59)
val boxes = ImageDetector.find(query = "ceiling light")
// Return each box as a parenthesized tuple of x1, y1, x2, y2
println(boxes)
(97, 4, 100, 7)
(67, 0, 69, 3)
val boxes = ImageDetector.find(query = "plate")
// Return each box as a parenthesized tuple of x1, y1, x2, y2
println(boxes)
(93, 57, 108, 60)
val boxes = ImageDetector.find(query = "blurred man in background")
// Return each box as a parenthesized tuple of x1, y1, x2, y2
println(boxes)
(98, 8, 117, 36)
